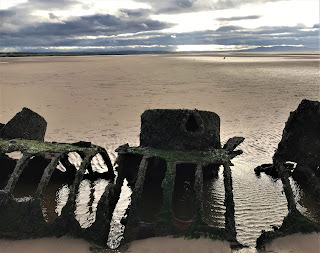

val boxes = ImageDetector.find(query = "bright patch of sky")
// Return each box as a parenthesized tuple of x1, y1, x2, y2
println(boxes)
(32, 0, 151, 21)
(0, 0, 27, 9)
(155, 0, 319, 33)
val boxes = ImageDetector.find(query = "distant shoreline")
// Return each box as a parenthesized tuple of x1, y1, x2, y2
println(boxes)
(0, 50, 319, 58)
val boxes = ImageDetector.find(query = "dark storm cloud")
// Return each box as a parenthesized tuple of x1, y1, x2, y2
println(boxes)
(0, 1, 173, 51)
(216, 25, 243, 32)
(213, 25, 320, 49)
(217, 15, 261, 21)
(49, 13, 59, 19)
(0, 10, 16, 18)
(22, 14, 170, 36)
(2, 23, 318, 51)
(0, 11, 173, 50)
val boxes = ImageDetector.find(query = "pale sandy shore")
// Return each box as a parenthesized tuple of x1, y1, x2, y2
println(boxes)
(0, 55, 319, 252)
(264, 233, 320, 253)
(0, 233, 319, 253)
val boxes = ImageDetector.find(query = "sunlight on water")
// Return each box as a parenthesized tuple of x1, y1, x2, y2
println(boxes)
(55, 184, 70, 216)
(107, 179, 132, 249)
(203, 167, 225, 228)
(75, 179, 109, 228)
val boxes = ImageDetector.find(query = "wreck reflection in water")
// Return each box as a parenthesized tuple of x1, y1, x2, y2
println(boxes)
(172, 163, 196, 222)
(75, 179, 109, 228)
(107, 179, 132, 249)
(291, 178, 320, 223)
(137, 157, 166, 223)
(202, 166, 225, 228)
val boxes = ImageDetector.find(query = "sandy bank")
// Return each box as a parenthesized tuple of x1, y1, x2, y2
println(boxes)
(123, 237, 231, 253)
(0, 237, 92, 253)
(0, 233, 319, 253)
(264, 232, 320, 253)
(0, 237, 230, 253)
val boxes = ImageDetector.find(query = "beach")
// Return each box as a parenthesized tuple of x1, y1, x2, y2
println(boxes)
(0, 233, 319, 253)
(0, 53, 319, 252)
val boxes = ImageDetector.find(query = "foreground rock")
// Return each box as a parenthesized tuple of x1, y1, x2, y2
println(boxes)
(0, 107, 47, 141)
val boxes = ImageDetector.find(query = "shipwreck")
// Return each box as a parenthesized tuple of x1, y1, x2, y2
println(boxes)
(0, 107, 245, 248)
(255, 99, 320, 248)
(0, 101, 319, 250)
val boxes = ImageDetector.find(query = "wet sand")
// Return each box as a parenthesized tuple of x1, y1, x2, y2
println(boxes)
(0, 53, 319, 251)
(0, 237, 92, 253)
(0, 233, 319, 253)
(264, 232, 320, 253)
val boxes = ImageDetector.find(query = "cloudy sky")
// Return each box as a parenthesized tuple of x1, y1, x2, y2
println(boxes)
(0, 0, 319, 52)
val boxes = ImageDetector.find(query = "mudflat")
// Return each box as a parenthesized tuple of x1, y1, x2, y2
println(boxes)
(0, 53, 319, 251)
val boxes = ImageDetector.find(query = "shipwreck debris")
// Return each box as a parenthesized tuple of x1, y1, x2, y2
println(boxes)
(0, 107, 47, 141)
(116, 109, 245, 248)
(0, 138, 116, 245)
(0, 108, 116, 246)
(255, 99, 320, 249)
(274, 99, 320, 203)
(0, 107, 246, 248)
(140, 109, 221, 150)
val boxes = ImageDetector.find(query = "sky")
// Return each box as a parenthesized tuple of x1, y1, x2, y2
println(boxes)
(0, 0, 319, 52)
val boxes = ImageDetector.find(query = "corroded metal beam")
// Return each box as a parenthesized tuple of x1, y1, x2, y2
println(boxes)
(194, 164, 203, 222)
(62, 152, 97, 215)
(223, 164, 237, 242)
(276, 162, 297, 213)
(34, 153, 64, 199)
(4, 153, 32, 193)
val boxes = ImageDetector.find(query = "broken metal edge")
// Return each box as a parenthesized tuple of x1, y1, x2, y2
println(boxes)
(255, 162, 320, 249)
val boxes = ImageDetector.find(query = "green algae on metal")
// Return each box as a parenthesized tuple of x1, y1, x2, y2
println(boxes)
(124, 147, 234, 165)
(0, 139, 102, 155)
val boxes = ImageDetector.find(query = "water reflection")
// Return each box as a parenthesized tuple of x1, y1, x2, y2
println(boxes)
(75, 179, 109, 228)
(233, 159, 287, 247)
(202, 166, 225, 228)
(42, 182, 70, 222)
(12, 156, 49, 198)
(290, 178, 320, 222)
(107, 179, 132, 249)
(137, 157, 167, 223)
(172, 163, 196, 221)
(55, 184, 70, 216)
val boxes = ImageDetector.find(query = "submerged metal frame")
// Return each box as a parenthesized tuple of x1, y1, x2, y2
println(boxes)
(115, 141, 244, 248)
(0, 139, 116, 246)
